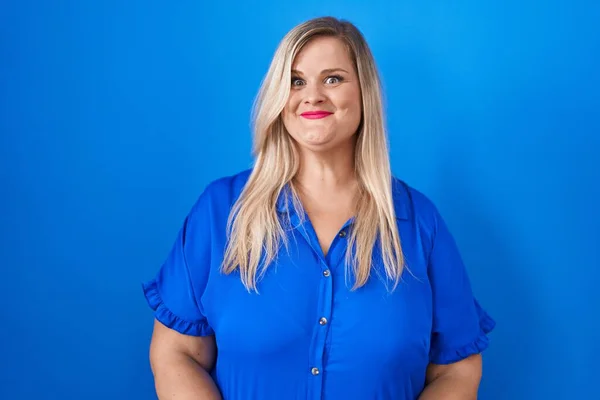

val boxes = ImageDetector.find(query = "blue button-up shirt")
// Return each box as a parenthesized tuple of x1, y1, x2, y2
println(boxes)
(142, 169, 495, 399)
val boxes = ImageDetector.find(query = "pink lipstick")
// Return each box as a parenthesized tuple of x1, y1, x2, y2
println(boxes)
(301, 111, 333, 119)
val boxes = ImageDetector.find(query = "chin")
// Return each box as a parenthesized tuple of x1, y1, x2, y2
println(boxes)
(288, 128, 355, 153)
(298, 131, 336, 148)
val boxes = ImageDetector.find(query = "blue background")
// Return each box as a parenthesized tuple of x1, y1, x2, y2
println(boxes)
(1, 1, 598, 399)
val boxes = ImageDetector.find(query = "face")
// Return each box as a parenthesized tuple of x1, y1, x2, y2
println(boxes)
(281, 36, 362, 153)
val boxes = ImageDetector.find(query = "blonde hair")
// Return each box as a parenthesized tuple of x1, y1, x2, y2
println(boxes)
(222, 16, 405, 291)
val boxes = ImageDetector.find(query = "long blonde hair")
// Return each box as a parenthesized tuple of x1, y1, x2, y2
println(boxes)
(222, 16, 405, 291)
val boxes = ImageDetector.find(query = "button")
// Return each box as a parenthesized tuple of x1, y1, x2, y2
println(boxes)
(323, 270, 331, 277)
(311, 367, 320, 375)
(319, 317, 328, 325)
(338, 230, 347, 238)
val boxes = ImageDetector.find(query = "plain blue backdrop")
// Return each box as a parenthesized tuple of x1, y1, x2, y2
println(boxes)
(1, 1, 598, 399)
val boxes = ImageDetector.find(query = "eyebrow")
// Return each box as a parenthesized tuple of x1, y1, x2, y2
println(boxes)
(291, 68, 350, 76)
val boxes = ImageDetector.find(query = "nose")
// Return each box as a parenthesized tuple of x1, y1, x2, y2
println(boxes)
(303, 83, 326, 105)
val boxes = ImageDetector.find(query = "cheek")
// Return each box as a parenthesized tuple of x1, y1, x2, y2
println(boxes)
(335, 95, 361, 122)
(282, 96, 301, 131)
(335, 87, 361, 112)
(285, 93, 301, 113)
(349, 89, 362, 113)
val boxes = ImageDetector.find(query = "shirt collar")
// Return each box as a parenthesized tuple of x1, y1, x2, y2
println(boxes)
(275, 184, 294, 213)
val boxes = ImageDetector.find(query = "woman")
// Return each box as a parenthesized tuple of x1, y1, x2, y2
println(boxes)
(143, 16, 495, 400)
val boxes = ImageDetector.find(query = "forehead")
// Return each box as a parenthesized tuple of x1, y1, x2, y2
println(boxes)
(292, 36, 353, 71)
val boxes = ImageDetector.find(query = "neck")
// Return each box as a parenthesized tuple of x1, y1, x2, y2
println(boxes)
(293, 140, 357, 193)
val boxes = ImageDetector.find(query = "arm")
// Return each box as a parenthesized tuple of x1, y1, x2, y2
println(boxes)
(414, 193, 495, 399)
(419, 353, 482, 400)
(149, 319, 222, 400)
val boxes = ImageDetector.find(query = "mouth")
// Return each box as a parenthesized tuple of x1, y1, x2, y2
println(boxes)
(300, 111, 333, 120)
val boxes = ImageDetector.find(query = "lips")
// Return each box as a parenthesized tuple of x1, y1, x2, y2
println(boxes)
(300, 111, 333, 120)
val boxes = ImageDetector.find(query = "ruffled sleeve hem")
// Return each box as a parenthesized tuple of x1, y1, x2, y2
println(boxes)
(142, 279, 214, 337)
(430, 307, 496, 365)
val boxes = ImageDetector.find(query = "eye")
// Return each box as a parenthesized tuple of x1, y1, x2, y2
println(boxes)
(291, 77, 305, 87)
(325, 75, 344, 84)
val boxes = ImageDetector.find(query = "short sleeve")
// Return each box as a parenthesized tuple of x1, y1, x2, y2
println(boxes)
(142, 190, 214, 337)
(427, 207, 495, 364)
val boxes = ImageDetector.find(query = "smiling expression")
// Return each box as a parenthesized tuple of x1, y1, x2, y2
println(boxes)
(281, 36, 362, 153)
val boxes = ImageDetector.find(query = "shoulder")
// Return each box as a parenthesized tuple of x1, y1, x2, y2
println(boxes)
(391, 176, 456, 262)
(391, 176, 441, 229)
(188, 168, 253, 220)
(201, 168, 252, 200)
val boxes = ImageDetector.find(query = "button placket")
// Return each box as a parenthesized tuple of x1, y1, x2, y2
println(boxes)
(307, 259, 332, 396)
